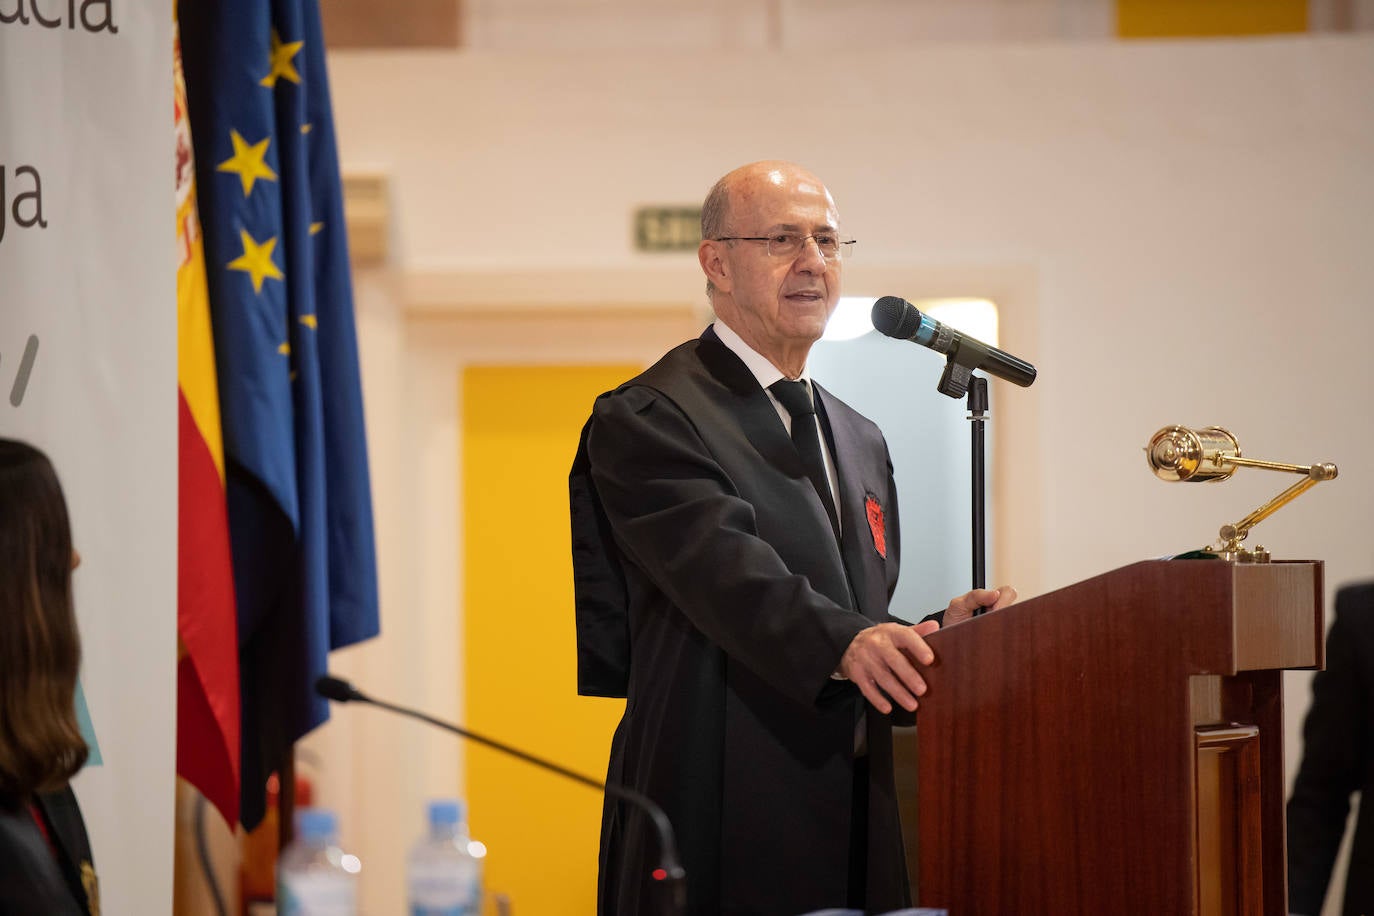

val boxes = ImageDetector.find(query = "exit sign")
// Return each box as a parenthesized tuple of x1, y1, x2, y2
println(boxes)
(634, 206, 701, 252)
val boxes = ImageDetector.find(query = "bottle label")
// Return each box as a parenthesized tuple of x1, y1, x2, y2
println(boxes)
(279, 873, 357, 916)
(409, 867, 479, 915)
(409, 885, 479, 915)
(406, 862, 478, 916)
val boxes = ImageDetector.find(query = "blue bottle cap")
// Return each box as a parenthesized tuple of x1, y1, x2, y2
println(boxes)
(295, 808, 338, 840)
(427, 799, 465, 826)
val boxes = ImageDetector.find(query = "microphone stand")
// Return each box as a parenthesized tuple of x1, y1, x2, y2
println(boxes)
(934, 343, 990, 610)
(317, 677, 687, 915)
(967, 376, 988, 601)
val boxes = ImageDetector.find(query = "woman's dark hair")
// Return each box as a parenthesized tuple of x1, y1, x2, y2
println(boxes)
(0, 438, 87, 797)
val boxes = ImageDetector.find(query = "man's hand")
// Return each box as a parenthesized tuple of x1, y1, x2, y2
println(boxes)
(839, 587, 1018, 713)
(838, 620, 941, 715)
(943, 585, 1018, 628)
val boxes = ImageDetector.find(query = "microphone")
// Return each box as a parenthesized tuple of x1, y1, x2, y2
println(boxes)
(316, 675, 687, 914)
(871, 296, 1037, 390)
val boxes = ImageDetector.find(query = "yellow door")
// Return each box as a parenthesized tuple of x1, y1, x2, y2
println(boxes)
(463, 364, 638, 914)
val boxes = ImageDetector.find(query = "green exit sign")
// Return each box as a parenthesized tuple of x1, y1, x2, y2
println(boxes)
(634, 206, 701, 252)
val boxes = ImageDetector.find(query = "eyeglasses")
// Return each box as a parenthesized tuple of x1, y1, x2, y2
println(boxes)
(713, 233, 857, 261)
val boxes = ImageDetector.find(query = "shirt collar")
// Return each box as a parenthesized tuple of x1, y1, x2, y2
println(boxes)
(711, 320, 811, 391)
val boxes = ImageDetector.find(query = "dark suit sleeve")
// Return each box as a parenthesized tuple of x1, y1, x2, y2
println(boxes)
(1286, 587, 1369, 916)
(587, 386, 876, 707)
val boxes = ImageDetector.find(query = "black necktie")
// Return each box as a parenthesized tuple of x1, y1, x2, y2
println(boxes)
(770, 379, 840, 539)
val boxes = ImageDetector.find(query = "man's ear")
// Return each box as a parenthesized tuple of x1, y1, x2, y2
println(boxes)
(698, 239, 731, 293)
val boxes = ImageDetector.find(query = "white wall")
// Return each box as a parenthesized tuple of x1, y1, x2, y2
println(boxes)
(314, 34, 1374, 914)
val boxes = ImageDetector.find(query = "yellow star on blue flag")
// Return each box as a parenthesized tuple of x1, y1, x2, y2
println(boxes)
(217, 130, 278, 197)
(226, 229, 284, 293)
(260, 29, 304, 88)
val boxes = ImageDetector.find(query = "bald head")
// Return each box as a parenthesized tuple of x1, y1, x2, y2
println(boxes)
(696, 161, 844, 378)
(701, 161, 836, 298)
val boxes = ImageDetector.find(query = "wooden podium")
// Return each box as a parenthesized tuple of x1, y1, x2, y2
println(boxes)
(899, 559, 1323, 916)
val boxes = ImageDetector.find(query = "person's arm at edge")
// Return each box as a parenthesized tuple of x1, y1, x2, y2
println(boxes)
(1286, 587, 1367, 916)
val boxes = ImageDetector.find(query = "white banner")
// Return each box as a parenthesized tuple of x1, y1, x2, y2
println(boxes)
(1, 2, 175, 913)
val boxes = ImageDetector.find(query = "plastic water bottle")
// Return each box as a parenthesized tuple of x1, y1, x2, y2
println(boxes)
(408, 799, 483, 915)
(277, 808, 359, 916)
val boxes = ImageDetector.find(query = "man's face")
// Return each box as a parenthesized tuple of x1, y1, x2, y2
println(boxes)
(707, 165, 843, 365)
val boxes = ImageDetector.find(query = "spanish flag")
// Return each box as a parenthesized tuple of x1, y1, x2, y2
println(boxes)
(175, 24, 241, 827)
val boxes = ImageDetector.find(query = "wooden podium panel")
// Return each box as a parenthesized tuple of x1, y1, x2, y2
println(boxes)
(907, 559, 1321, 916)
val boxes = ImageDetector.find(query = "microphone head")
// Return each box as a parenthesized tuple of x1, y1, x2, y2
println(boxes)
(871, 296, 922, 340)
(316, 674, 365, 703)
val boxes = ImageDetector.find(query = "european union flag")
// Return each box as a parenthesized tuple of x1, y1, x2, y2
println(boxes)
(179, 0, 379, 829)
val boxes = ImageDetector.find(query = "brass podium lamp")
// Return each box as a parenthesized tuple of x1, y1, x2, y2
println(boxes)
(1145, 425, 1338, 562)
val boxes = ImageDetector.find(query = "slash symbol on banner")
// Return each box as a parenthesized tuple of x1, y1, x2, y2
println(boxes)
(2, 334, 40, 407)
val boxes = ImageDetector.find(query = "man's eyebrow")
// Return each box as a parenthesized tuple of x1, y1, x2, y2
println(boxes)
(762, 222, 839, 233)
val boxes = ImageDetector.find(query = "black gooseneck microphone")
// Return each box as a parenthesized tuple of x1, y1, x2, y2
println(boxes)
(871, 295, 1037, 389)
(315, 675, 687, 915)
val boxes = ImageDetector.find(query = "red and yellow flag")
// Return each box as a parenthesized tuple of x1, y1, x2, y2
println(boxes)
(175, 25, 241, 826)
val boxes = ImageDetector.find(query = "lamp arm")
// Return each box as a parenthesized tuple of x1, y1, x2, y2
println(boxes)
(1216, 454, 1327, 475)
(1214, 460, 1338, 550)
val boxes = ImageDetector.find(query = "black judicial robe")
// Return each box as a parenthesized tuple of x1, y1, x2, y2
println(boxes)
(571, 331, 910, 915)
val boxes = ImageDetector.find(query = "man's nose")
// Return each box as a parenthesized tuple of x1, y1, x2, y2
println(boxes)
(793, 236, 828, 272)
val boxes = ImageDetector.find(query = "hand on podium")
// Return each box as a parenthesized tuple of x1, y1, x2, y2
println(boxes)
(838, 586, 1016, 714)
(839, 620, 941, 714)
(942, 585, 1017, 627)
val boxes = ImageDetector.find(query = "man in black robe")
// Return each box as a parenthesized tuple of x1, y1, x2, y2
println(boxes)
(571, 161, 1013, 915)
